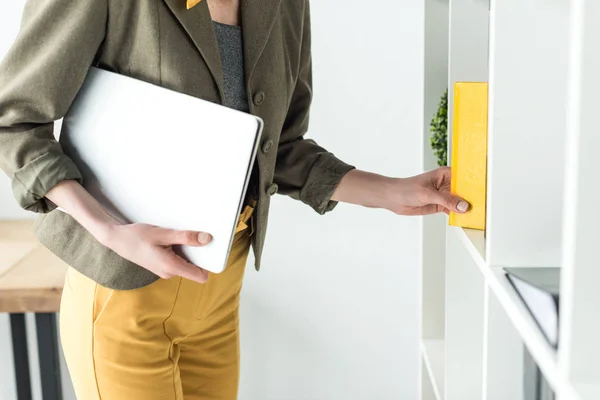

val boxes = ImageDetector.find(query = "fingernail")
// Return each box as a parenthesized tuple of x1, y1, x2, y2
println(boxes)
(457, 201, 469, 212)
(198, 232, 212, 244)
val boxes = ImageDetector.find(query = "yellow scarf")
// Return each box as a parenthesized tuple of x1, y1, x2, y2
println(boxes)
(186, 0, 202, 9)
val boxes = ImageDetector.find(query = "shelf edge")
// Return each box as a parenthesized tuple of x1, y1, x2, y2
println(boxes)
(449, 226, 486, 268)
(420, 339, 445, 400)
(486, 266, 564, 392)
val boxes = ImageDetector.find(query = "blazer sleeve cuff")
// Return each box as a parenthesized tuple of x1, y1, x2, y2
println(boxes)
(299, 154, 355, 215)
(11, 153, 83, 213)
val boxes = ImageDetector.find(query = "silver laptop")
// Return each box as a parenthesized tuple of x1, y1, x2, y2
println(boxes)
(59, 67, 263, 274)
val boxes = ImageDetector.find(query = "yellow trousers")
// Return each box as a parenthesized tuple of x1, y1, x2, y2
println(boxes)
(59, 207, 254, 400)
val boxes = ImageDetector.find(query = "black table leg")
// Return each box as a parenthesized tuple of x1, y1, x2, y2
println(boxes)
(10, 313, 33, 400)
(35, 313, 63, 400)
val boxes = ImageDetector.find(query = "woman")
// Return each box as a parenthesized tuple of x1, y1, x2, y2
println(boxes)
(0, 0, 467, 399)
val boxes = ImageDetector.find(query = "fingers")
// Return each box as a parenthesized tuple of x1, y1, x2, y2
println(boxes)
(153, 228, 213, 247)
(422, 167, 469, 213)
(158, 250, 210, 283)
(431, 192, 470, 213)
(445, 194, 470, 213)
(434, 166, 451, 179)
(417, 204, 440, 216)
(420, 204, 451, 216)
(430, 166, 451, 187)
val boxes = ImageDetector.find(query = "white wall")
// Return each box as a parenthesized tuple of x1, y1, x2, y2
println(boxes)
(0, 1, 424, 399)
(239, 1, 423, 399)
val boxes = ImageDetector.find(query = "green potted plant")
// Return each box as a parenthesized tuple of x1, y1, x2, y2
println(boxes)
(430, 90, 448, 167)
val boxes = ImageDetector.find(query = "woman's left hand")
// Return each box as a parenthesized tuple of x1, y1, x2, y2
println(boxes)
(386, 167, 469, 216)
(332, 166, 470, 216)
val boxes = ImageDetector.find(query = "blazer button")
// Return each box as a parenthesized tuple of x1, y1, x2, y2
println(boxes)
(253, 91, 265, 105)
(262, 139, 273, 153)
(267, 183, 278, 196)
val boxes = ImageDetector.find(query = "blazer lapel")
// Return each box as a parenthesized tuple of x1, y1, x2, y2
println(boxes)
(163, 0, 224, 100)
(241, 0, 283, 84)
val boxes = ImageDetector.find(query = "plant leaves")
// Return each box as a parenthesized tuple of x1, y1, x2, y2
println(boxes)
(430, 90, 448, 166)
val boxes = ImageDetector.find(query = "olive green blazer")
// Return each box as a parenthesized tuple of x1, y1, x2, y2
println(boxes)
(0, 0, 354, 290)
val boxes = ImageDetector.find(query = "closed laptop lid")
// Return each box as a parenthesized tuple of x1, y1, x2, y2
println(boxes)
(59, 67, 263, 273)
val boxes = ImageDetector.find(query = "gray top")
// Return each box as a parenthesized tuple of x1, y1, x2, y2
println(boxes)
(213, 21, 250, 113)
(213, 21, 258, 201)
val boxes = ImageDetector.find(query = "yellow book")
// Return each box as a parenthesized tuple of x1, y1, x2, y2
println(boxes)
(449, 82, 488, 230)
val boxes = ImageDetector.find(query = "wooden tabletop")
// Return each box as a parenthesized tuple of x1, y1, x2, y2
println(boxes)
(0, 220, 67, 313)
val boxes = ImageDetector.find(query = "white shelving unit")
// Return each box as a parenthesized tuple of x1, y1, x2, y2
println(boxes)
(421, 339, 445, 400)
(419, 0, 600, 399)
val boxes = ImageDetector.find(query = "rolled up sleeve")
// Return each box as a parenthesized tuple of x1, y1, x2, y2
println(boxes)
(273, 0, 355, 215)
(11, 148, 83, 213)
(0, 0, 107, 213)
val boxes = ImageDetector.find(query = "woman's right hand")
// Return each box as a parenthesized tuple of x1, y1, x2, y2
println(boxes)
(98, 223, 212, 283)
(46, 180, 212, 283)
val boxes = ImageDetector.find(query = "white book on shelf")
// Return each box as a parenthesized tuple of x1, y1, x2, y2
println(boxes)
(505, 268, 560, 348)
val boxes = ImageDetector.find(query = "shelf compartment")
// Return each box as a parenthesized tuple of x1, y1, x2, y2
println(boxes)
(483, 285, 526, 400)
(421, 339, 445, 400)
(421, 215, 447, 340)
(485, 0, 570, 267)
(445, 227, 485, 400)
(451, 225, 559, 385)
(485, 266, 560, 389)
(452, 226, 485, 268)
(570, 383, 600, 400)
